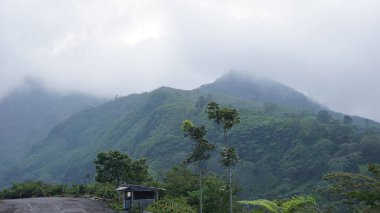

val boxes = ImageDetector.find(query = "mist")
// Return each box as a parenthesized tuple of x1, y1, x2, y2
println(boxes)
(1, 0, 379, 121)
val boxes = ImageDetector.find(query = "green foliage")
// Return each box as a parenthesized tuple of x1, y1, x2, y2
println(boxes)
(239, 199, 279, 213)
(0, 85, 103, 184)
(146, 198, 197, 213)
(281, 196, 317, 213)
(360, 135, 380, 162)
(369, 163, 380, 177)
(106, 201, 124, 211)
(163, 165, 239, 213)
(129, 158, 151, 184)
(343, 115, 353, 124)
(181, 119, 217, 213)
(220, 147, 239, 167)
(48, 183, 67, 196)
(163, 165, 198, 198)
(0, 180, 119, 200)
(0, 181, 48, 199)
(263, 103, 278, 115)
(239, 196, 317, 213)
(196, 174, 235, 213)
(86, 182, 117, 200)
(206, 102, 240, 137)
(206, 102, 240, 168)
(317, 110, 331, 123)
(207, 101, 240, 213)
(323, 163, 380, 211)
(68, 183, 86, 196)
(5, 85, 380, 202)
(94, 150, 151, 186)
(94, 150, 131, 186)
(0, 181, 125, 212)
(181, 120, 216, 164)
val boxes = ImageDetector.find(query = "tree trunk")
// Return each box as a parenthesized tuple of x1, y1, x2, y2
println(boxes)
(199, 162, 203, 213)
(116, 175, 120, 187)
(229, 166, 232, 213)
(224, 129, 227, 145)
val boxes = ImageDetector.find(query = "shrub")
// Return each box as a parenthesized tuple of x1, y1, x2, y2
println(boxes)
(146, 198, 197, 213)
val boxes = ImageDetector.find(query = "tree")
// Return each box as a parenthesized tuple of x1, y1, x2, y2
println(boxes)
(323, 163, 380, 212)
(317, 110, 331, 123)
(200, 174, 232, 213)
(181, 120, 216, 213)
(129, 158, 151, 184)
(196, 96, 208, 111)
(206, 102, 240, 213)
(206, 102, 240, 142)
(360, 135, 380, 163)
(163, 165, 198, 199)
(343, 115, 353, 124)
(163, 165, 233, 212)
(93, 150, 150, 186)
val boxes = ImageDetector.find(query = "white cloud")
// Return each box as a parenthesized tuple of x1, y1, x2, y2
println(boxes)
(0, 0, 380, 121)
(118, 18, 168, 47)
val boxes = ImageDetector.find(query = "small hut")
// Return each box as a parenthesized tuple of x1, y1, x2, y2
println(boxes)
(115, 184, 164, 211)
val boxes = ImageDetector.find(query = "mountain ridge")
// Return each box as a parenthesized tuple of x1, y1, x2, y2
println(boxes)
(1, 73, 379, 200)
(0, 80, 105, 176)
(197, 71, 322, 111)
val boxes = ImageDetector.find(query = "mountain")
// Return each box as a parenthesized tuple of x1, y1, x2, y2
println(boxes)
(2, 74, 380, 200)
(0, 81, 104, 176)
(197, 72, 322, 110)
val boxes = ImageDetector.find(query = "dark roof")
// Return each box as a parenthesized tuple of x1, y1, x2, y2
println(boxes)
(115, 184, 164, 192)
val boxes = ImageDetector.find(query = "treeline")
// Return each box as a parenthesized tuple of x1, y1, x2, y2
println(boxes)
(0, 164, 237, 212)
(1, 156, 379, 212)
(0, 181, 116, 200)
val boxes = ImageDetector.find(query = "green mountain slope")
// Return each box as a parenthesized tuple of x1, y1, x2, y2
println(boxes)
(0, 81, 104, 178)
(3, 75, 380, 200)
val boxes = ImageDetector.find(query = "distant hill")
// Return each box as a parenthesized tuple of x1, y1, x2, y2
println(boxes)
(198, 72, 378, 128)
(2, 73, 380, 200)
(197, 72, 322, 110)
(0, 81, 104, 176)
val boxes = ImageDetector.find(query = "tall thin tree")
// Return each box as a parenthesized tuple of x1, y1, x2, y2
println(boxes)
(181, 120, 216, 213)
(206, 102, 240, 213)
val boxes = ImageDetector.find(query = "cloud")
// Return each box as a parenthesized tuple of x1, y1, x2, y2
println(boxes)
(0, 0, 380, 121)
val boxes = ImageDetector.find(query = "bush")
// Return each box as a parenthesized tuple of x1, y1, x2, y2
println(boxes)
(146, 198, 197, 213)
(87, 182, 117, 200)
(47, 183, 67, 196)
(1, 181, 48, 199)
(68, 184, 87, 197)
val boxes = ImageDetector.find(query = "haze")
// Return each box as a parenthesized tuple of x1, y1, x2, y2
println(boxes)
(1, 0, 379, 121)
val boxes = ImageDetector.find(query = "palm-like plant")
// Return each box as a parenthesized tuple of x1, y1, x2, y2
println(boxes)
(239, 196, 318, 213)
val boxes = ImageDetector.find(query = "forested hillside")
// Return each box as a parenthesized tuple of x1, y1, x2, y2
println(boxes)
(2, 75, 380, 200)
(0, 81, 104, 179)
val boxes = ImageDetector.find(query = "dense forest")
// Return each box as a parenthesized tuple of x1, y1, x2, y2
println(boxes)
(0, 81, 103, 180)
(1, 150, 379, 212)
(1, 73, 379, 212)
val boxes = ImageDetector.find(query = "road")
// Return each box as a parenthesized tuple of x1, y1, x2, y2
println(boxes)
(0, 197, 117, 213)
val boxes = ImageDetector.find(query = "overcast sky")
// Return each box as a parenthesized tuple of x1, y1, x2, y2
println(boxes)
(0, 0, 379, 121)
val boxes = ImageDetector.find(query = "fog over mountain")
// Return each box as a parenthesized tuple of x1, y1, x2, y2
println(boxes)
(2, 72, 378, 197)
(1, 0, 379, 121)
(0, 80, 104, 175)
